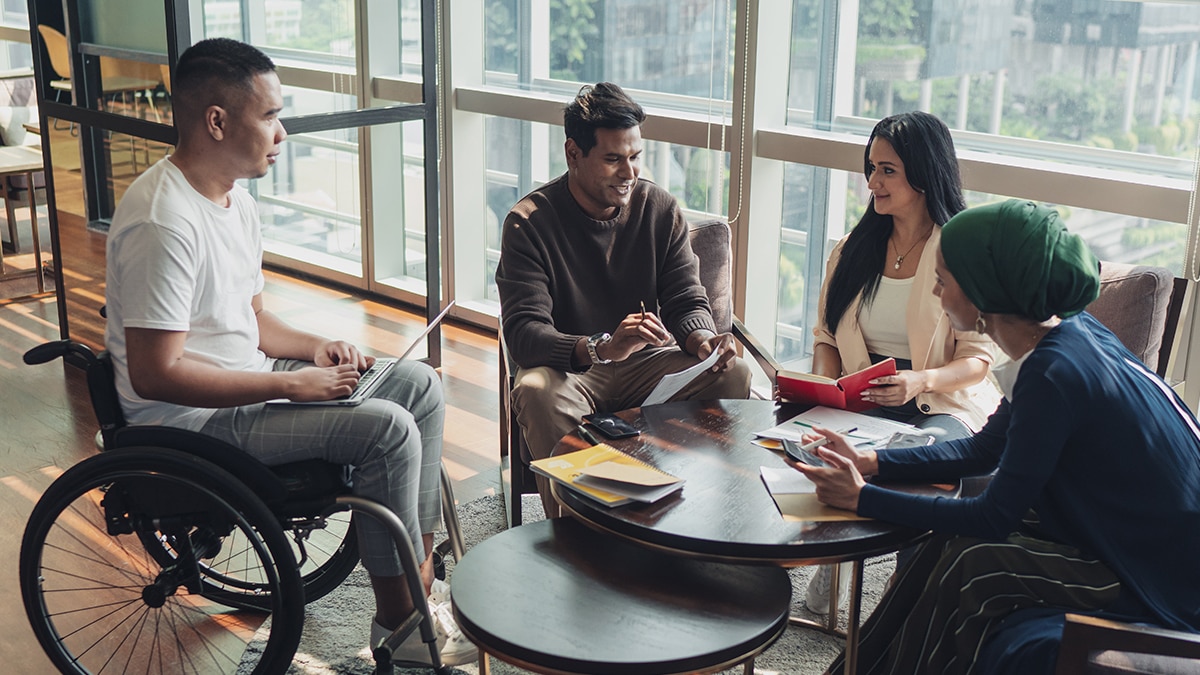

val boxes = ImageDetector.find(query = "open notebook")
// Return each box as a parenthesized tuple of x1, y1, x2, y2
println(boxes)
(267, 301, 454, 406)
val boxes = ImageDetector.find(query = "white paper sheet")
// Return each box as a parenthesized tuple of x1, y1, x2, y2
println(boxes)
(755, 406, 920, 445)
(759, 465, 817, 495)
(641, 348, 723, 406)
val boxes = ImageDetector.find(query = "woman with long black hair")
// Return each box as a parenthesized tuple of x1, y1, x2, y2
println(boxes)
(805, 111, 1000, 613)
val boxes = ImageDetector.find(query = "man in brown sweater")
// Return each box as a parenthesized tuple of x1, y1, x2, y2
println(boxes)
(496, 82, 751, 517)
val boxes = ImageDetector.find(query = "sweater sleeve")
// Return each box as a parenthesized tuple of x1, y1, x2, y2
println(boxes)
(874, 403, 1008, 481)
(860, 382, 1074, 539)
(495, 210, 586, 372)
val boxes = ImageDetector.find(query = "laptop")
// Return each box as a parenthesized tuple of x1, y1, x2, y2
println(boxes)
(268, 301, 455, 406)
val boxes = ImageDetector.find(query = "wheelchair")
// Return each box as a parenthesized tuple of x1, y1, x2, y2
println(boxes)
(19, 338, 466, 675)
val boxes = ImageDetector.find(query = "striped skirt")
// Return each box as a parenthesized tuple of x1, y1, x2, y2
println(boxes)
(826, 532, 1121, 675)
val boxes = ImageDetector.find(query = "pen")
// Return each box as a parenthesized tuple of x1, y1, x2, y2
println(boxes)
(640, 300, 646, 322)
(577, 424, 601, 446)
(798, 426, 857, 452)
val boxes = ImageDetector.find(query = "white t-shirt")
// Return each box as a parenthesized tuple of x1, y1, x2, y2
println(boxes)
(105, 157, 274, 430)
(859, 276, 913, 360)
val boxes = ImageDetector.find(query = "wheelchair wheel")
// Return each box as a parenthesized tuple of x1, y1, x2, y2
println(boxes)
(20, 448, 304, 675)
(288, 510, 360, 604)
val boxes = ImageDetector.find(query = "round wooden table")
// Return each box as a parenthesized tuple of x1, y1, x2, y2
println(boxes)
(450, 518, 792, 675)
(551, 399, 957, 674)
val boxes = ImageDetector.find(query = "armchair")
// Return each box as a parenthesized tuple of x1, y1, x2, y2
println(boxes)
(1055, 613, 1200, 674)
(498, 218, 769, 526)
(1087, 261, 1184, 379)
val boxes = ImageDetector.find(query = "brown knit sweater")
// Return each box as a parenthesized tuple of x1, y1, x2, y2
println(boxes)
(496, 173, 715, 372)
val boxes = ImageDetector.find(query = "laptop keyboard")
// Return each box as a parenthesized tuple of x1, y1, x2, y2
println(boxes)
(347, 360, 389, 399)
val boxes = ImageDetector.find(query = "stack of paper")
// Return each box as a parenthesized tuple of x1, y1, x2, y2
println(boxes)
(531, 444, 684, 507)
(759, 466, 869, 522)
(754, 406, 920, 448)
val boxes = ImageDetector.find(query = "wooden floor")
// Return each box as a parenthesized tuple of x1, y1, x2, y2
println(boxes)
(0, 201, 503, 670)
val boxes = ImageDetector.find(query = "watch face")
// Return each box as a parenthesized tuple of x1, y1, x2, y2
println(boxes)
(588, 332, 610, 364)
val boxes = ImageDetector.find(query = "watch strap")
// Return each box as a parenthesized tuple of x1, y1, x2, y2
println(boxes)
(587, 332, 612, 365)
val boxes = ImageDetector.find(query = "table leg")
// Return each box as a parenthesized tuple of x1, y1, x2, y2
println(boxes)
(827, 562, 842, 632)
(479, 653, 491, 675)
(26, 169, 43, 293)
(0, 169, 46, 295)
(844, 559, 865, 675)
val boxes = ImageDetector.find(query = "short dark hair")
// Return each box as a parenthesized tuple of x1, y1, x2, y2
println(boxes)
(563, 82, 646, 155)
(173, 38, 276, 131)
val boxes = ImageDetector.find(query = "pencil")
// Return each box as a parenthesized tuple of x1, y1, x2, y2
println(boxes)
(577, 424, 601, 446)
(798, 426, 858, 452)
(640, 300, 646, 322)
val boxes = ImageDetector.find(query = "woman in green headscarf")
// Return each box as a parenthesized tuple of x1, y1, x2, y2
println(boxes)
(793, 199, 1200, 675)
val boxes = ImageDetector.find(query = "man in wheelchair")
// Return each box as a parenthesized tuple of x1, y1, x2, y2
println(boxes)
(101, 38, 474, 667)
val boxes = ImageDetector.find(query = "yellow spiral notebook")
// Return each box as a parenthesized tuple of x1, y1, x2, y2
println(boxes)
(530, 444, 684, 507)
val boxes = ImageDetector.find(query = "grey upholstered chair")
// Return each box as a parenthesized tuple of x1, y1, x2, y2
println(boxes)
(499, 218, 762, 526)
(1087, 261, 1184, 379)
(1056, 613, 1200, 674)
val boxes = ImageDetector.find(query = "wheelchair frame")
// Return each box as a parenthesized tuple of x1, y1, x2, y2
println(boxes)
(20, 339, 465, 674)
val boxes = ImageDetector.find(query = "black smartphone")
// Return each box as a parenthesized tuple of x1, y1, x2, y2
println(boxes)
(584, 413, 641, 439)
(884, 431, 936, 449)
(781, 438, 829, 468)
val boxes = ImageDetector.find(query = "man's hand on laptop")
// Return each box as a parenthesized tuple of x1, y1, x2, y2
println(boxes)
(313, 340, 374, 371)
(286, 363, 363, 402)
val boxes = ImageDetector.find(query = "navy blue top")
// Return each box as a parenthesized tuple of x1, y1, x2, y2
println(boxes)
(858, 312, 1200, 632)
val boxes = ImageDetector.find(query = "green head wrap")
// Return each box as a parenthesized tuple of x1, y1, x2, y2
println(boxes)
(940, 199, 1099, 321)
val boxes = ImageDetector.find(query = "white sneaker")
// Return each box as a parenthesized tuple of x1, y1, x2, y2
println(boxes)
(429, 578, 451, 606)
(370, 595, 477, 667)
(428, 597, 477, 666)
(804, 562, 852, 615)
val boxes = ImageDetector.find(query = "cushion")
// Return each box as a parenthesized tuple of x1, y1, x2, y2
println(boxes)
(1090, 650, 1200, 674)
(0, 73, 34, 107)
(1086, 262, 1173, 373)
(979, 608, 1200, 675)
(688, 218, 733, 334)
(0, 103, 38, 147)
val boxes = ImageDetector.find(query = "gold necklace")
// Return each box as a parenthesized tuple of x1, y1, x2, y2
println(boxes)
(890, 227, 933, 270)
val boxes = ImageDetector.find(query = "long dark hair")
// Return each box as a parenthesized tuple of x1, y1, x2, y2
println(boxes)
(823, 111, 966, 333)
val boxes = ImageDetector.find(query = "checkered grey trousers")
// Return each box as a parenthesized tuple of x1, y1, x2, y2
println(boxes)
(200, 359, 444, 577)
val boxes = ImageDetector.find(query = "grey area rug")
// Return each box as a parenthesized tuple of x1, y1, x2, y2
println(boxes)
(285, 494, 897, 675)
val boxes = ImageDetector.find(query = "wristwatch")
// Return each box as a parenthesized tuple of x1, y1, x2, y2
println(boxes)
(586, 332, 612, 365)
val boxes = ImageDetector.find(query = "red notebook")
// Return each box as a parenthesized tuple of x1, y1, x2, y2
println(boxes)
(776, 358, 897, 412)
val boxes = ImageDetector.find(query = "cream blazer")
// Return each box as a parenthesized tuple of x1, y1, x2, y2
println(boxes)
(812, 227, 1001, 431)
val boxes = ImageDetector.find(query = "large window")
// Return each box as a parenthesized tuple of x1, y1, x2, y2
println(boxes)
(457, 0, 1200, 383)
(463, 0, 739, 323)
(23, 0, 1200, 397)
(770, 0, 1198, 367)
(197, 0, 434, 305)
